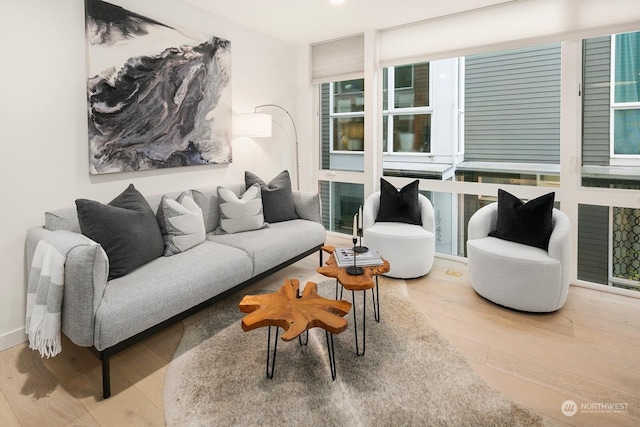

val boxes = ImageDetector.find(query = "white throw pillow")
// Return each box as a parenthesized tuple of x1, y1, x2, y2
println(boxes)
(157, 192, 206, 256)
(215, 184, 268, 234)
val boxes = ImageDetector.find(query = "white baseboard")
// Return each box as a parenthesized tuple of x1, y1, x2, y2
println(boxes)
(0, 328, 27, 352)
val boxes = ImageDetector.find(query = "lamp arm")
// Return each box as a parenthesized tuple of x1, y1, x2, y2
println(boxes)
(254, 104, 300, 190)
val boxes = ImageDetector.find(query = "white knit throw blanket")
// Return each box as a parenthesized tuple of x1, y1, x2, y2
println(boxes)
(26, 234, 95, 357)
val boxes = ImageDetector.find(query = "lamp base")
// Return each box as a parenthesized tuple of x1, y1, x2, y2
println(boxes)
(353, 246, 369, 253)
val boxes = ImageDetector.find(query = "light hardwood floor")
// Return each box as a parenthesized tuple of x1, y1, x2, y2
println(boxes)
(1, 234, 639, 426)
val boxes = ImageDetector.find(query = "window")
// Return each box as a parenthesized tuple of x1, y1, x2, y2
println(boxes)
(578, 204, 640, 292)
(319, 181, 364, 234)
(319, 79, 365, 172)
(459, 43, 561, 175)
(578, 29, 640, 291)
(382, 63, 431, 154)
(313, 20, 640, 297)
(455, 43, 562, 242)
(582, 30, 640, 188)
(612, 31, 640, 157)
(331, 79, 365, 152)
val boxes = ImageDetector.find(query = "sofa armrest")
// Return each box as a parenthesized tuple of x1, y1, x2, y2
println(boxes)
(26, 227, 109, 348)
(293, 191, 321, 223)
(467, 203, 499, 240)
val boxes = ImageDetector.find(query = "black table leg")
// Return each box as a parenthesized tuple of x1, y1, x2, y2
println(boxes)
(298, 330, 309, 346)
(335, 278, 344, 300)
(266, 325, 279, 379)
(351, 289, 367, 356)
(325, 331, 337, 380)
(372, 275, 380, 323)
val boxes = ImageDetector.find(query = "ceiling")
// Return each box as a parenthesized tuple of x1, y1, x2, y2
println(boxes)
(184, 0, 519, 45)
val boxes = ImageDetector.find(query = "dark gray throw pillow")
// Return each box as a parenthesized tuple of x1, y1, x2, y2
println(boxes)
(376, 178, 422, 225)
(245, 170, 299, 223)
(76, 184, 165, 280)
(488, 189, 555, 250)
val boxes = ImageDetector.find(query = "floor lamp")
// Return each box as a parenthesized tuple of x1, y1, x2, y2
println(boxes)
(236, 104, 300, 190)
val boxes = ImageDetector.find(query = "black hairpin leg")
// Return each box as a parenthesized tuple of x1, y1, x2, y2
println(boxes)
(352, 289, 367, 356)
(325, 331, 337, 380)
(335, 279, 344, 300)
(372, 275, 380, 323)
(266, 325, 279, 379)
(298, 330, 309, 346)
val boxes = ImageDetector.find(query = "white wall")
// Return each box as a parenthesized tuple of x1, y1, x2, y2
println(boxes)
(0, 0, 299, 350)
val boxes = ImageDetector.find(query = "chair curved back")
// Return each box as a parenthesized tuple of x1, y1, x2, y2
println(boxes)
(467, 202, 570, 264)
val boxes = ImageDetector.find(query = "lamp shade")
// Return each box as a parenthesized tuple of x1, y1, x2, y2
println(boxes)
(234, 113, 272, 137)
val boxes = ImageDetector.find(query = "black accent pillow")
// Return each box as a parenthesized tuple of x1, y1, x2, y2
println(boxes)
(488, 189, 555, 250)
(245, 170, 299, 223)
(76, 184, 165, 280)
(375, 178, 422, 225)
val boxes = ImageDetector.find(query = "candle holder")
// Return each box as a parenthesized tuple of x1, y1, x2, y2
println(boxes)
(346, 237, 364, 275)
(354, 227, 369, 253)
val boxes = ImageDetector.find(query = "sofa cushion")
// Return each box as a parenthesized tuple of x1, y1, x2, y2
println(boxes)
(376, 178, 422, 225)
(245, 170, 299, 223)
(489, 189, 555, 250)
(93, 241, 254, 350)
(76, 184, 164, 280)
(215, 184, 268, 234)
(208, 219, 325, 276)
(156, 192, 206, 256)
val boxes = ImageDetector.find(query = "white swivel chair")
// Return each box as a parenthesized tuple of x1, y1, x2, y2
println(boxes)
(466, 203, 571, 312)
(362, 192, 436, 279)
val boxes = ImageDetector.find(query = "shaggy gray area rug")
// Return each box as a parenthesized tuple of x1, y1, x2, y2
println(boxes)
(163, 276, 544, 426)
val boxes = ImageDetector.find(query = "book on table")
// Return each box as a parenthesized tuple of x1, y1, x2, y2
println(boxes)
(334, 247, 384, 268)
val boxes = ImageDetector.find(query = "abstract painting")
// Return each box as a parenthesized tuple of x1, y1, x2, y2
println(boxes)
(84, 0, 231, 174)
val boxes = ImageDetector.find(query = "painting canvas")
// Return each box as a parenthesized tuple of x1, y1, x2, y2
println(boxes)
(84, 0, 231, 174)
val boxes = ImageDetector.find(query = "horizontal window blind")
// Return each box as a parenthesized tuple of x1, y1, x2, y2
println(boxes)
(312, 34, 364, 84)
(378, 0, 640, 67)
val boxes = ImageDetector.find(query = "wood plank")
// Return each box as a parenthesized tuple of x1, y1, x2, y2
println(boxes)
(0, 389, 21, 427)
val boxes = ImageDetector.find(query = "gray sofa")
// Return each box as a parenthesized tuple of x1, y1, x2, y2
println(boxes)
(25, 183, 325, 398)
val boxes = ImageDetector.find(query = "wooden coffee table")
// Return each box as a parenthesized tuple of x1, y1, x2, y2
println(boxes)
(317, 245, 390, 356)
(239, 278, 352, 380)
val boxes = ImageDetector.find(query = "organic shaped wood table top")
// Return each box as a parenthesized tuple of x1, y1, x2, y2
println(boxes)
(239, 278, 352, 341)
(317, 245, 390, 291)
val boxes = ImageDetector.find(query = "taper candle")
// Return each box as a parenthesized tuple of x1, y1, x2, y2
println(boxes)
(352, 214, 357, 238)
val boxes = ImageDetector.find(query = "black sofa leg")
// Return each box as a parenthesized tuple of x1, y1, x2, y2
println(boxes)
(102, 352, 111, 399)
(319, 248, 323, 267)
